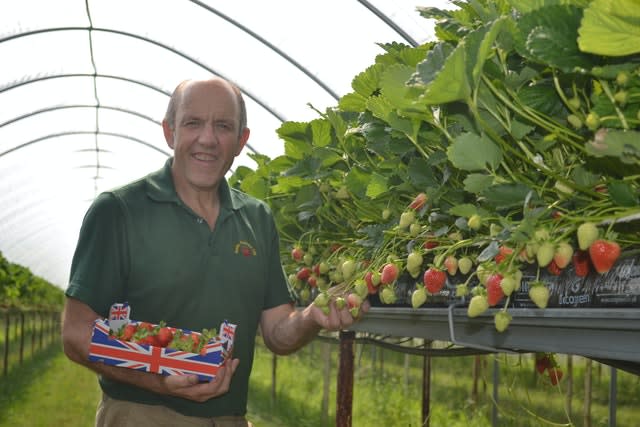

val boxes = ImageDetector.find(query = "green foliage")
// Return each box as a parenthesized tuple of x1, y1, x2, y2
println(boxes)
(0, 251, 64, 310)
(230, 0, 640, 306)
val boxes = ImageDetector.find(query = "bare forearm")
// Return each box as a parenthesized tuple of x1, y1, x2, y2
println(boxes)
(261, 305, 321, 355)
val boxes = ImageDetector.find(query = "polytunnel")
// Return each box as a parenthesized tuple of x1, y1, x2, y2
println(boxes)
(0, 0, 448, 288)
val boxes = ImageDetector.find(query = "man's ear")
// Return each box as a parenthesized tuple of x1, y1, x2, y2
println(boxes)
(235, 127, 251, 156)
(162, 120, 175, 149)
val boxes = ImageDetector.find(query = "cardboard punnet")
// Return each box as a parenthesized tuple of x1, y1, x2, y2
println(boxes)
(88, 303, 236, 381)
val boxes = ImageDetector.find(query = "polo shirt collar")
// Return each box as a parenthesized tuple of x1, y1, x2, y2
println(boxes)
(145, 157, 245, 211)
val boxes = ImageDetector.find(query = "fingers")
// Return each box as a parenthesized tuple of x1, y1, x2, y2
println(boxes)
(161, 358, 240, 402)
(313, 298, 366, 331)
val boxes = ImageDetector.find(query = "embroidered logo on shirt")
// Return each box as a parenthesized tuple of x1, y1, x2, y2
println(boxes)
(234, 240, 256, 257)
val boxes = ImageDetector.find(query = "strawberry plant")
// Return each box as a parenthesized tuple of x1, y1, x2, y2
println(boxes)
(230, 0, 639, 320)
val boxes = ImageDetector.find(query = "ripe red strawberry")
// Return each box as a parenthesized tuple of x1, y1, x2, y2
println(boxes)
(190, 333, 202, 353)
(380, 263, 399, 285)
(291, 246, 305, 263)
(138, 321, 154, 331)
(589, 239, 621, 274)
(307, 275, 318, 288)
(363, 271, 378, 294)
(120, 323, 138, 341)
(572, 250, 591, 277)
(535, 353, 551, 374)
(423, 267, 446, 294)
(408, 192, 428, 211)
(157, 326, 174, 347)
(486, 273, 504, 306)
(548, 367, 563, 385)
(547, 259, 562, 276)
(296, 266, 312, 281)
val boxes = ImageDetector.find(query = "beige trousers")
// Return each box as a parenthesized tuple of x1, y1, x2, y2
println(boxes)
(96, 393, 253, 427)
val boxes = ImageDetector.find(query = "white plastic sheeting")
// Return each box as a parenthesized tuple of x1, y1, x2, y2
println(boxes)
(0, 0, 450, 287)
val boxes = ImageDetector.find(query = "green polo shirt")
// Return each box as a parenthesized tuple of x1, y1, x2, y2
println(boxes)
(66, 158, 294, 418)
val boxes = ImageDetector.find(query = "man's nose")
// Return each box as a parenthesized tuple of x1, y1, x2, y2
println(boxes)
(199, 123, 219, 144)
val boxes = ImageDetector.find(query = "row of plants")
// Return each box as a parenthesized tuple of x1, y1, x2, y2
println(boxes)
(0, 251, 64, 310)
(230, 0, 640, 332)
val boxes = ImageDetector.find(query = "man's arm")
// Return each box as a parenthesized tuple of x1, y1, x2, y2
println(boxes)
(259, 299, 370, 356)
(61, 297, 238, 402)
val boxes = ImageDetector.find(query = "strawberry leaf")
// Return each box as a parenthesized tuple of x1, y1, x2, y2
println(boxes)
(607, 181, 639, 207)
(365, 173, 389, 199)
(481, 183, 538, 211)
(523, 6, 594, 72)
(578, 0, 640, 56)
(310, 119, 332, 148)
(410, 41, 470, 105)
(463, 173, 494, 194)
(447, 132, 503, 171)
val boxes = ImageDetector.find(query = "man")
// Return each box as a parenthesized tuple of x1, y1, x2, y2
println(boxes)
(62, 77, 368, 427)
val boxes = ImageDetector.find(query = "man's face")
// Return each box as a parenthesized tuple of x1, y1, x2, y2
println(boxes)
(164, 79, 249, 193)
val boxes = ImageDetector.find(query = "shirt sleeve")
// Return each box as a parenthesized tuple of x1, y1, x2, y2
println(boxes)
(65, 192, 129, 317)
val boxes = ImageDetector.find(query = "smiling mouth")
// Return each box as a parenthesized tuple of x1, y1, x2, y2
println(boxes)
(193, 153, 217, 161)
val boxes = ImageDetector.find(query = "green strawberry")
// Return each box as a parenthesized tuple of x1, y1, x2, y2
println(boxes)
(494, 311, 512, 333)
(399, 210, 415, 229)
(409, 223, 422, 237)
(467, 214, 482, 230)
(458, 257, 473, 275)
(536, 242, 555, 267)
(354, 280, 369, 298)
(341, 259, 357, 280)
(411, 287, 427, 309)
(529, 282, 550, 309)
(380, 286, 397, 304)
(467, 295, 489, 318)
(313, 292, 330, 308)
(455, 284, 469, 297)
(577, 222, 599, 251)
(500, 274, 517, 296)
(406, 252, 423, 273)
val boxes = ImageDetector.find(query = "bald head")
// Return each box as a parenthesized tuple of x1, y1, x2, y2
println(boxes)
(164, 77, 247, 135)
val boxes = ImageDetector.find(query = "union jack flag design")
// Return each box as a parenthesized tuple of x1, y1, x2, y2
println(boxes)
(109, 303, 130, 320)
(89, 318, 236, 381)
